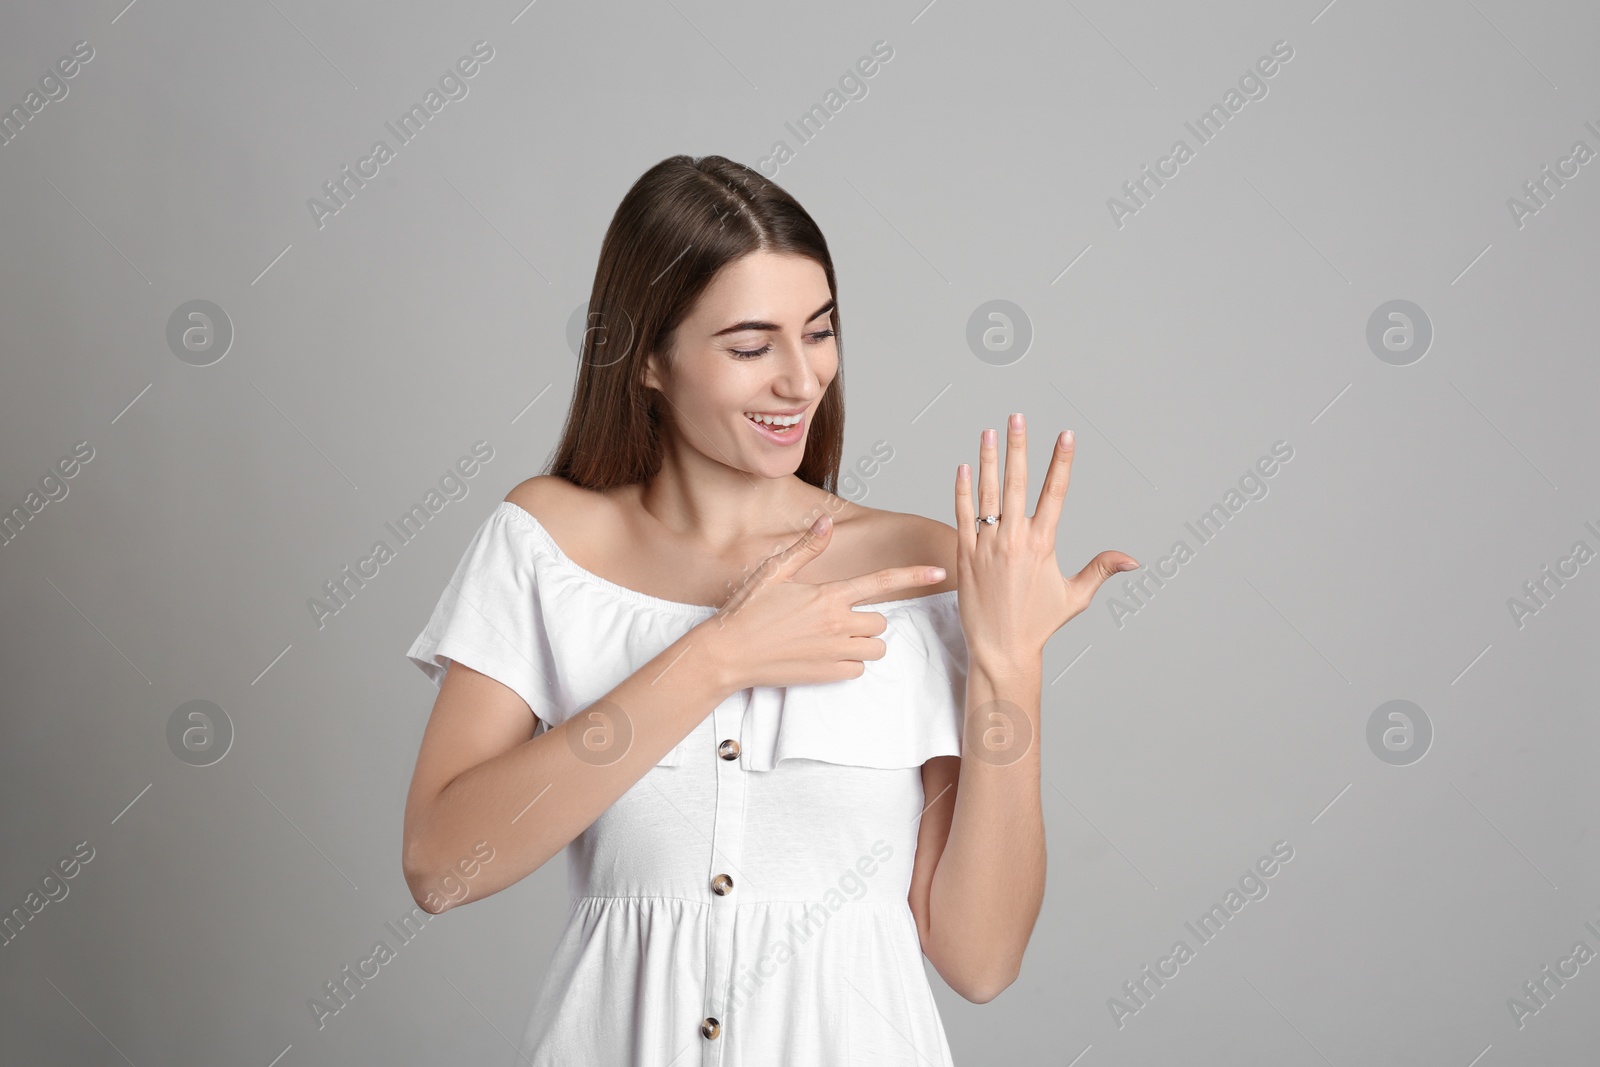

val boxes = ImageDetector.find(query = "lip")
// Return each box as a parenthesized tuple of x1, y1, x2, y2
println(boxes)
(744, 410, 806, 445)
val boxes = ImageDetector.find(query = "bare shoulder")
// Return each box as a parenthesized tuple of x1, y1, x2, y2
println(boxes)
(508, 473, 640, 566)
(502, 475, 604, 546)
(503, 474, 578, 516)
(848, 504, 959, 597)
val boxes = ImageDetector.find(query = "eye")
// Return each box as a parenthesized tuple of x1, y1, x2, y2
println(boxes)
(729, 329, 836, 360)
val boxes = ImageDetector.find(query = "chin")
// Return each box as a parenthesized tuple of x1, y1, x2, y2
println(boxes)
(745, 452, 805, 479)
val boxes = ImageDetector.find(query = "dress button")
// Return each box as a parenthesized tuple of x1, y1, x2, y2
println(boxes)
(718, 738, 740, 760)
(711, 873, 734, 895)
(701, 1016, 721, 1039)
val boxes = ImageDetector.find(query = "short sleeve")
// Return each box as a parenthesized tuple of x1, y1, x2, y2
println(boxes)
(405, 504, 557, 720)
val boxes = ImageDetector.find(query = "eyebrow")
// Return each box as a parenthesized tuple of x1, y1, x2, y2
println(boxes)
(711, 299, 835, 337)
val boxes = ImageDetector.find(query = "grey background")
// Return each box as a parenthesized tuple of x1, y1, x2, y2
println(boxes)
(2, 0, 1597, 1064)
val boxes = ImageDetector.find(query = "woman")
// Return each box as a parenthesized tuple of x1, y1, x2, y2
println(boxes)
(401, 154, 1135, 1065)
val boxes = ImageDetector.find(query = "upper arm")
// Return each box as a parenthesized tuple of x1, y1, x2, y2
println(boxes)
(910, 754, 961, 950)
(401, 476, 568, 869)
(404, 659, 539, 823)
(897, 513, 960, 597)
(904, 512, 963, 946)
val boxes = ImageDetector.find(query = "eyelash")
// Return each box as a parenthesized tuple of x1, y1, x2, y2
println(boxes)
(731, 329, 836, 359)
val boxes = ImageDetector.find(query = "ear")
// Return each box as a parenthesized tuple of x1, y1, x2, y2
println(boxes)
(642, 350, 665, 392)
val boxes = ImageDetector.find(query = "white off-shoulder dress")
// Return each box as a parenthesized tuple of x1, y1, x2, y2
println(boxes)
(406, 501, 970, 1066)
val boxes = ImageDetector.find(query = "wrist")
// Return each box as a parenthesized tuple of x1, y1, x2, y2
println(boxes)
(682, 617, 743, 700)
(966, 647, 1043, 683)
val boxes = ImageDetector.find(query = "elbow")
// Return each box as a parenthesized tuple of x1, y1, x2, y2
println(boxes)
(403, 872, 441, 915)
(930, 937, 1021, 1004)
(401, 838, 447, 915)
(955, 965, 1019, 1005)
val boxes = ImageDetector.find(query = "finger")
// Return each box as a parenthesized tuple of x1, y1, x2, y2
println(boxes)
(977, 426, 1000, 530)
(841, 611, 888, 640)
(828, 564, 949, 607)
(1033, 430, 1075, 546)
(1067, 549, 1140, 607)
(720, 518, 833, 619)
(765, 512, 836, 585)
(955, 460, 975, 556)
(843, 634, 889, 662)
(1002, 412, 1027, 530)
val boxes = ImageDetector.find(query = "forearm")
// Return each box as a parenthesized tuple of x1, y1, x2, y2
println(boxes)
(927, 655, 1046, 997)
(406, 626, 735, 912)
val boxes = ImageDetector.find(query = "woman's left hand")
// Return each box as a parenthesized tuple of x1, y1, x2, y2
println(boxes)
(954, 413, 1138, 667)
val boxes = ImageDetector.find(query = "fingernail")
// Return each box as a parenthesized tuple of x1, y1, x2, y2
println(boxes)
(928, 567, 946, 581)
(1117, 560, 1139, 571)
(983, 428, 995, 447)
(1009, 413, 1023, 431)
(811, 514, 830, 534)
(1062, 430, 1074, 448)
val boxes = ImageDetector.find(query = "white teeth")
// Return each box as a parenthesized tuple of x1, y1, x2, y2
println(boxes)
(745, 412, 801, 427)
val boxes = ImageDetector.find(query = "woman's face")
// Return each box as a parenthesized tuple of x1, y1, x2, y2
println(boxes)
(645, 250, 838, 480)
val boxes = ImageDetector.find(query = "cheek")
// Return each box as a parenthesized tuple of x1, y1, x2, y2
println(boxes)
(671, 360, 743, 410)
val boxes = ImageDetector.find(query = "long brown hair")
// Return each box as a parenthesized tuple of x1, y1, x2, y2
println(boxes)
(543, 155, 845, 495)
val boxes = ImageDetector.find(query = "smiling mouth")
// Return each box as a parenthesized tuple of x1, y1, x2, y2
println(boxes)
(744, 411, 806, 442)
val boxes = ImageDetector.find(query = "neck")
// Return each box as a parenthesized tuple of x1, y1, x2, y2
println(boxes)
(633, 438, 827, 555)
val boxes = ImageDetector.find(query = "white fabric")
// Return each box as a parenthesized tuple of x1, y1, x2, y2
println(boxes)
(407, 501, 969, 1066)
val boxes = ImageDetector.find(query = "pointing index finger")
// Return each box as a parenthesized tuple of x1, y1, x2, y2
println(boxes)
(829, 565, 949, 607)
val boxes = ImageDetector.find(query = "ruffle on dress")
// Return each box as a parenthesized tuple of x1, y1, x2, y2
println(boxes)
(735, 596, 967, 772)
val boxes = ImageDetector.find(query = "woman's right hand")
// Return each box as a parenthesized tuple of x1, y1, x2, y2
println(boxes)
(693, 513, 949, 693)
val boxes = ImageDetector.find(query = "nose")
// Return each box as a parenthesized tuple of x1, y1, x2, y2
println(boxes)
(770, 335, 824, 402)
